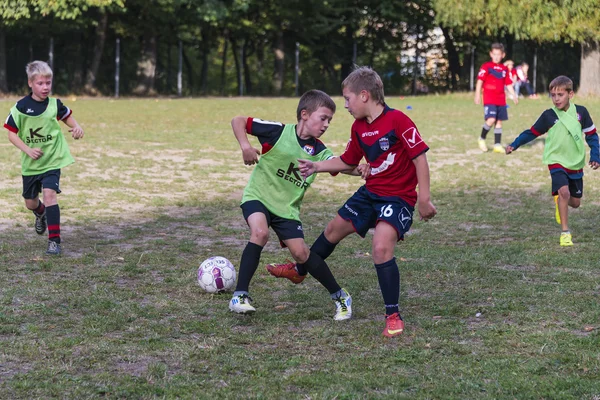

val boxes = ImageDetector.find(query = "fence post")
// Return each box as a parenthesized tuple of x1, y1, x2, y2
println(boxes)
(177, 40, 183, 97)
(470, 45, 476, 91)
(294, 42, 300, 96)
(115, 37, 120, 98)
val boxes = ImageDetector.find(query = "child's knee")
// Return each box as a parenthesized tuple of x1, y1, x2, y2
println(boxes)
(372, 243, 394, 264)
(249, 228, 269, 245)
(569, 198, 581, 208)
(557, 186, 570, 199)
(24, 198, 39, 210)
(42, 189, 58, 205)
(289, 246, 310, 264)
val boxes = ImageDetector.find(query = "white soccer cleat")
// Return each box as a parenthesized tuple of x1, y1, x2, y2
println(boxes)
(332, 289, 352, 321)
(229, 294, 256, 314)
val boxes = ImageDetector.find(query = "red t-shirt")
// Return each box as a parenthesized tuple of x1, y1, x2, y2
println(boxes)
(477, 61, 513, 106)
(340, 106, 429, 206)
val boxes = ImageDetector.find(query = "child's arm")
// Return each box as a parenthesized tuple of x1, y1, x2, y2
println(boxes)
(585, 132, 600, 169)
(505, 129, 538, 154)
(297, 157, 355, 178)
(506, 84, 519, 105)
(7, 131, 43, 160)
(340, 163, 370, 179)
(63, 115, 84, 139)
(231, 116, 261, 165)
(474, 80, 483, 105)
(412, 153, 436, 221)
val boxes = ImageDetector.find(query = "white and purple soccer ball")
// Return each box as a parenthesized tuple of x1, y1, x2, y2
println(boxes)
(197, 256, 237, 293)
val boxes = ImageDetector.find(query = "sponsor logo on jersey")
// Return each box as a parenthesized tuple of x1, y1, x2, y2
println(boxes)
(26, 108, 34, 114)
(276, 162, 309, 189)
(379, 137, 390, 151)
(401, 127, 423, 148)
(25, 127, 53, 144)
(371, 152, 395, 175)
(362, 130, 379, 137)
(303, 144, 315, 155)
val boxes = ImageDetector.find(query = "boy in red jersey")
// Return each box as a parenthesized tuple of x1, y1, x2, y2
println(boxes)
(267, 67, 436, 337)
(475, 43, 518, 153)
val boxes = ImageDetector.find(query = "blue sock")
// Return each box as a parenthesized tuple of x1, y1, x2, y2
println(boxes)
(375, 258, 400, 316)
(298, 232, 338, 276)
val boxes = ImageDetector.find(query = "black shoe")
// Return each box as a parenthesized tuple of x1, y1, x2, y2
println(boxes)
(35, 212, 47, 235)
(46, 241, 61, 255)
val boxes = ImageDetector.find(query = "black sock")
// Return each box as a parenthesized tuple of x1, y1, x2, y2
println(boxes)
(33, 201, 45, 216)
(234, 242, 263, 292)
(301, 250, 341, 294)
(46, 204, 60, 244)
(375, 258, 400, 316)
(297, 232, 338, 276)
(494, 128, 502, 144)
(480, 124, 492, 139)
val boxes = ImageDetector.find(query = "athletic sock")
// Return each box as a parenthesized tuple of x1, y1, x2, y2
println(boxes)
(46, 204, 60, 244)
(494, 128, 502, 144)
(297, 232, 338, 276)
(234, 242, 263, 292)
(33, 201, 45, 216)
(480, 124, 492, 140)
(300, 250, 341, 294)
(375, 258, 400, 316)
(330, 288, 349, 300)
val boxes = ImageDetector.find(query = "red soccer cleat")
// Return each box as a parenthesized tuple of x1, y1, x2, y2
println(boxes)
(382, 312, 405, 337)
(265, 260, 306, 284)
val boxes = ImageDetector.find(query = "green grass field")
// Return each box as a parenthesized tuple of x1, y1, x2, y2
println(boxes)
(1, 93, 599, 399)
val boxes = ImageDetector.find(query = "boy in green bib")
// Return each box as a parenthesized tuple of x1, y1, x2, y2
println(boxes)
(506, 76, 599, 246)
(228, 89, 368, 319)
(4, 61, 84, 255)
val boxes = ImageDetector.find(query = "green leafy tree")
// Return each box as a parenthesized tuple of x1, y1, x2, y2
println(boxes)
(433, 0, 600, 95)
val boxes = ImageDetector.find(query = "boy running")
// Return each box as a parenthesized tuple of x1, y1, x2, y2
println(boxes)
(4, 61, 84, 255)
(506, 75, 599, 246)
(475, 43, 518, 153)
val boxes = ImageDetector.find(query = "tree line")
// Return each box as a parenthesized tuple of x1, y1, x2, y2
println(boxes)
(1, 0, 599, 97)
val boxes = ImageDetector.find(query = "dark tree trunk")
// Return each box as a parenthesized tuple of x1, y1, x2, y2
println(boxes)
(200, 50, 208, 95)
(72, 34, 85, 90)
(220, 30, 229, 95)
(340, 25, 354, 81)
(182, 47, 194, 95)
(0, 27, 8, 93)
(84, 12, 108, 95)
(272, 30, 284, 95)
(132, 30, 157, 95)
(231, 38, 242, 95)
(441, 27, 460, 91)
(578, 39, 600, 96)
(243, 39, 252, 94)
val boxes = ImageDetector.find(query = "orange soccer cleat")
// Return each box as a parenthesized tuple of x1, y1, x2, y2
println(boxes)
(265, 260, 306, 284)
(382, 312, 405, 337)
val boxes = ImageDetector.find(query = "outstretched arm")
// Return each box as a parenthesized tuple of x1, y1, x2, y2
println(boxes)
(413, 152, 436, 221)
(231, 116, 261, 165)
(298, 157, 356, 178)
(506, 130, 538, 154)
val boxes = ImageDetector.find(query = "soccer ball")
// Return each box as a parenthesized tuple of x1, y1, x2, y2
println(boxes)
(197, 256, 237, 293)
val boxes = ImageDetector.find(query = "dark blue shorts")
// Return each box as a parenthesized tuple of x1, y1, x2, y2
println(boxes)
(551, 170, 583, 198)
(337, 186, 414, 241)
(241, 200, 304, 244)
(484, 104, 508, 121)
(22, 169, 61, 199)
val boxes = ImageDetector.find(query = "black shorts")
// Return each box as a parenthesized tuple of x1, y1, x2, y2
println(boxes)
(484, 104, 508, 121)
(22, 169, 62, 199)
(551, 170, 583, 198)
(337, 186, 414, 241)
(241, 200, 304, 244)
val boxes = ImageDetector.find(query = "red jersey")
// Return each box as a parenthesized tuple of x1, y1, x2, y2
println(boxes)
(477, 61, 512, 106)
(340, 106, 429, 206)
